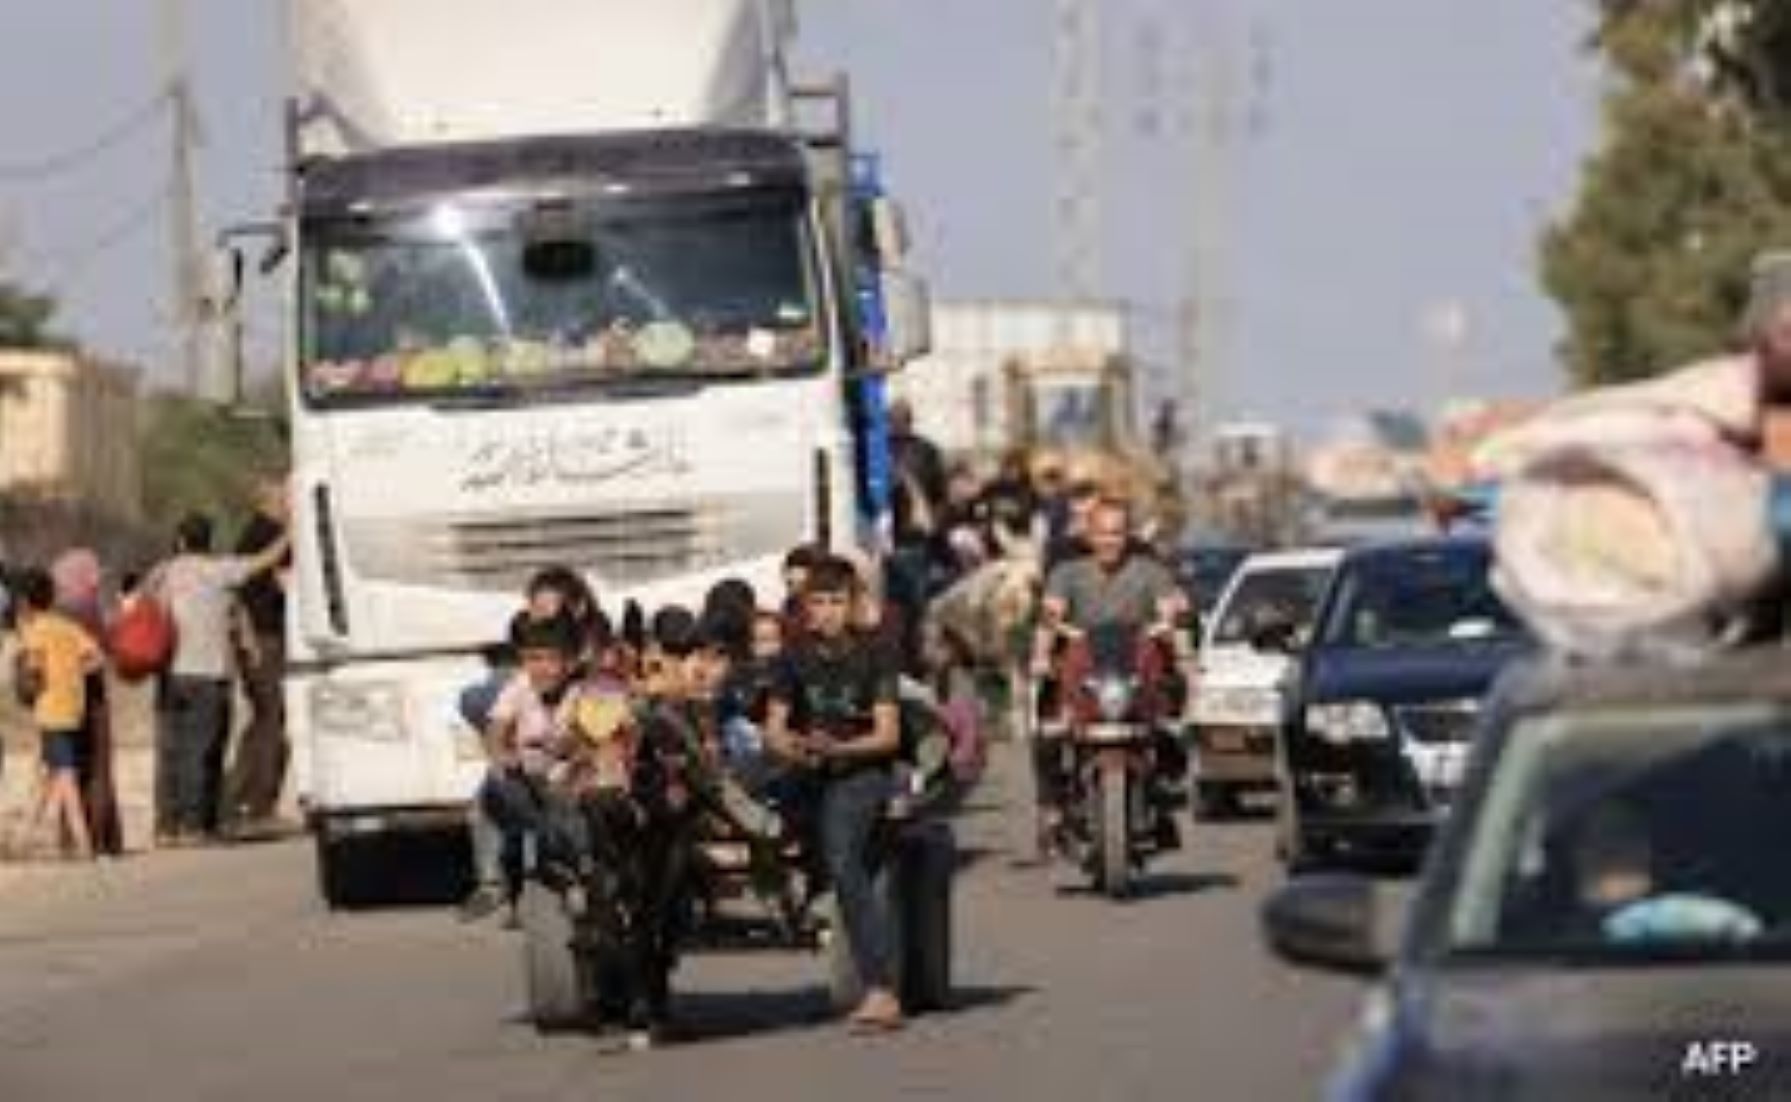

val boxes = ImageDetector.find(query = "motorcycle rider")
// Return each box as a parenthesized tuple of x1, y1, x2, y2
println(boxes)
(1029, 497, 1192, 854)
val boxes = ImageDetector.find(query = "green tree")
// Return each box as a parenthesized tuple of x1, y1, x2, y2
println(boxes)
(1543, 0, 1791, 386)
(139, 392, 289, 539)
(0, 278, 64, 349)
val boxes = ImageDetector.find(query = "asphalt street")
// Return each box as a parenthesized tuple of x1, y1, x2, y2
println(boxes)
(0, 747, 1365, 1102)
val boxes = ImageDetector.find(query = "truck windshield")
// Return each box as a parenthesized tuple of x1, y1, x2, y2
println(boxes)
(298, 192, 824, 406)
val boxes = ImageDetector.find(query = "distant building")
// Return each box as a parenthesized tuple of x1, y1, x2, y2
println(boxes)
(889, 300, 1130, 458)
(0, 350, 142, 522)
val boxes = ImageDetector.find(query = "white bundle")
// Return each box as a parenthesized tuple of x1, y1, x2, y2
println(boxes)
(1481, 357, 1778, 658)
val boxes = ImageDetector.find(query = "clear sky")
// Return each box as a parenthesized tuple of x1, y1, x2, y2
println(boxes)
(0, 0, 1599, 434)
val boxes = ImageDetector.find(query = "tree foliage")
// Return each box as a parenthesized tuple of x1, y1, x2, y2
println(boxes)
(139, 392, 288, 540)
(0, 278, 64, 350)
(1543, 0, 1791, 386)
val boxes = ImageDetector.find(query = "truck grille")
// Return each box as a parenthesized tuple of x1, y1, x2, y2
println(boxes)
(1396, 701, 1480, 745)
(443, 508, 717, 587)
(343, 496, 800, 593)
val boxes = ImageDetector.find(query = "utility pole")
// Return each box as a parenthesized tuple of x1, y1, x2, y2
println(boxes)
(1051, 0, 1104, 311)
(160, 0, 207, 397)
(1173, 14, 1271, 457)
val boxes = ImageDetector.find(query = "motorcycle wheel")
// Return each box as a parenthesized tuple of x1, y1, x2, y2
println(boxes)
(1096, 760, 1132, 900)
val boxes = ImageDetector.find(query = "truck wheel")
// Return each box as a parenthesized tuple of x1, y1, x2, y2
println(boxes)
(896, 823, 955, 1013)
(519, 881, 587, 1032)
(315, 831, 369, 911)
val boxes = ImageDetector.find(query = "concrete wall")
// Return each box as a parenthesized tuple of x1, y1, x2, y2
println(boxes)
(0, 350, 142, 523)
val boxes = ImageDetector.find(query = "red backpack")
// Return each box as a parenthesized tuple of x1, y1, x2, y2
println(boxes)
(109, 572, 177, 681)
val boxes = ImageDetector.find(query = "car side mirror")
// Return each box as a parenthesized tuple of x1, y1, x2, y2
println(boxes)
(1260, 874, 1392, 978)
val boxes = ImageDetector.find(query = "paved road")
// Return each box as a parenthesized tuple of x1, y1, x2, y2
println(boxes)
(0, 749, 1365, 1102)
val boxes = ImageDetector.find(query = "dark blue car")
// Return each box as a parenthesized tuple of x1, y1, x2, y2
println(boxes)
(1263, 650, 1791, 1100)
(1273, 537, 1529, 871)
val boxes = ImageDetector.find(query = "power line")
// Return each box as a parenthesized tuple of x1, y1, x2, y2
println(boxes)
(0, 89, 172, 184)
(37, 185, 171, 291)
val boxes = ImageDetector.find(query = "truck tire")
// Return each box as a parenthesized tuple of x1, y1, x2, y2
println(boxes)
(519, 881, 586, 1032)
(315, 831, 369, 911)
(895, 822, 955, 1013)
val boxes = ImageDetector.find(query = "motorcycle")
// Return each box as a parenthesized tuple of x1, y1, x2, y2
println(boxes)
(1038, 622, 1185, 898)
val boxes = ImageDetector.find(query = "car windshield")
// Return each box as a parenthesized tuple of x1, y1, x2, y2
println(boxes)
(1445, 704, 1791, 963)
(1323, 547, 1522, 650)
(297, 191, 824, 406)
(1211, 564, 1332, 647)
(1182, 548, 1249, 609)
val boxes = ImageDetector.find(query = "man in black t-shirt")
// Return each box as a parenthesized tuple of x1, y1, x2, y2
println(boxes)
(227, 476, 293, 831)
(765, 556, 905, 1033)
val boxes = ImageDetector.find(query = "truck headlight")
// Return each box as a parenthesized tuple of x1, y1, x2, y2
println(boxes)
(310, 680, 407, 742)
(1305, 702, 1391, 744)
(1090, 675, 1135, 721)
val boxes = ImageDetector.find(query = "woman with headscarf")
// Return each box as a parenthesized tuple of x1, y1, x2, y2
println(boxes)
(51, 548, 122, 856)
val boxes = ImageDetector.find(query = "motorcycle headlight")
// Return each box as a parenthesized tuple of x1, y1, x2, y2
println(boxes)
(310, 680, 408, 742)
(1090, 675, 1135, 721)
(1305, 701, 1391, 744)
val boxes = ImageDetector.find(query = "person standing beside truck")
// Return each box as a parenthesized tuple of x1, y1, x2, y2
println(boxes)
(155, 514, 292, 845)
(227, 476, 294, 836)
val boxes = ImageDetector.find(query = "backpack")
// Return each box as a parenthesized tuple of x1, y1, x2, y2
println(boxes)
(109, 568, 178, 681)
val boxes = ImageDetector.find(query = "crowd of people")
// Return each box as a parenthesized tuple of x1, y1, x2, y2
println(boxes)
(453, 545, 938, 1038)
(0, 474, 294, 860)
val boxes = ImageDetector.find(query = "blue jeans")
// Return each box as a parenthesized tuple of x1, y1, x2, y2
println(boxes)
(157, 676, 232, 835)
(821, 768, 896, 991)
(470, 768, 590, 889)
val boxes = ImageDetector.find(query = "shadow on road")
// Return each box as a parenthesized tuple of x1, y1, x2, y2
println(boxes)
(1055, 870, 1242, 902)
(667, 983, 1036, 1044)
(954, 844, 1000, 874)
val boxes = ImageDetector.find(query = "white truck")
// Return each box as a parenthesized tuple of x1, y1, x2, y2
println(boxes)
(212, 0, 929, 905)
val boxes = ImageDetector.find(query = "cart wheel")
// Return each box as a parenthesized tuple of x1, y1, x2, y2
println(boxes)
(897, 822, 955, 1012)
(519, 881, 587, 1032)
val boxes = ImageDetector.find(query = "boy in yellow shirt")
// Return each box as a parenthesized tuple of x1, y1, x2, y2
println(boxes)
(15, 568, 101, 860)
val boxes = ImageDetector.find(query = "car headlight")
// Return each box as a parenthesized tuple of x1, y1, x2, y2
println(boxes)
(1089, 675, 1135, 721)
(310, 680, 408, 742)
(1305, 701, 1391, 744)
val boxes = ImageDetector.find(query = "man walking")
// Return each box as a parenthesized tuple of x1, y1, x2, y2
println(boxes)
(227, 477, 293, 836)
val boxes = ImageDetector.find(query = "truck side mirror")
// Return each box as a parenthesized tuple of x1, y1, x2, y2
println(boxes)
(877, 269, 932, 371)
(871, 197, 912, 264)
(204, 220, 287, 408)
